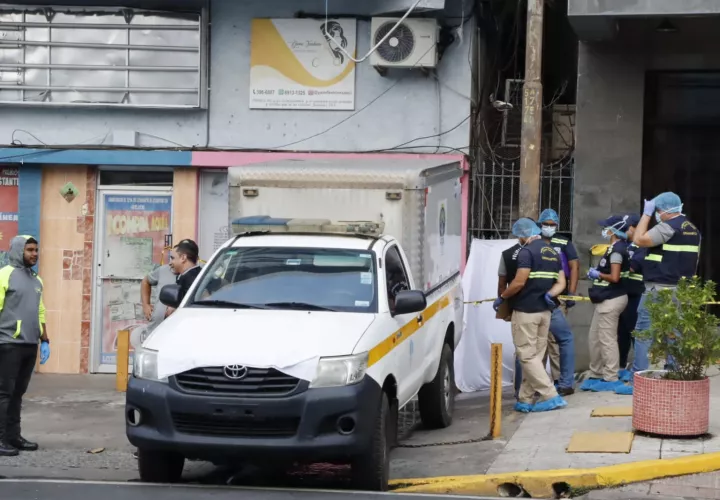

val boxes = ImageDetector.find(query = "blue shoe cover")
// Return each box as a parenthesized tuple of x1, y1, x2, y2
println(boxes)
(590, 380, 627, 392)
(531, 396, 568, 412)
(580, 378, 602, 391)
(615, 384, 633, 395)
(618, 369, 632, 382)
(514, 402, 533, 413)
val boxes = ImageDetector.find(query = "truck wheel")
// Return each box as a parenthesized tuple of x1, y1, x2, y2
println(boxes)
(351, 393, 390, 491)
(418, 343, 455, 429)
(137, 448, 185, 483)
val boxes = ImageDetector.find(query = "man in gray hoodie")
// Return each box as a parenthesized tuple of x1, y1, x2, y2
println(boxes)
(0, 235, 50, 456)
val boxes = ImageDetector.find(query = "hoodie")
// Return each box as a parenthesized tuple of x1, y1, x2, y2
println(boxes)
(0, 235, 45, 345)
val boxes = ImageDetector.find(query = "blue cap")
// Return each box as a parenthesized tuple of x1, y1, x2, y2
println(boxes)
(512, 218, 542, 238)
(598, 214, 634, 232)
(539, 208, 560, 225)
(654, 192, 683, 213)
(625, 214, 641, 228)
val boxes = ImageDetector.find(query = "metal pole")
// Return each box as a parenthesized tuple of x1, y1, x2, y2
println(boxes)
(489, 343, 503, 439)
(519, 0, 544, 219)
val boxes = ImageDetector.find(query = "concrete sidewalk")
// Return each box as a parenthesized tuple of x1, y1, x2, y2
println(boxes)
(488, 369, 720, 474)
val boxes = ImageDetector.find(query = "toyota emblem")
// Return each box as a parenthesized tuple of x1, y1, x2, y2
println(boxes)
(223, 365, 248, 380)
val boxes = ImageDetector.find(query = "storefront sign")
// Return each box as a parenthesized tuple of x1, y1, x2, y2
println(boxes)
(0, 168, 18, 267)
(100, 194, 172, 366)
(249, 18, 357, 110)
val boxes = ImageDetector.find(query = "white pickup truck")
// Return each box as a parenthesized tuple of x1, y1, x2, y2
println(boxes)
(126, 159, 464, 490)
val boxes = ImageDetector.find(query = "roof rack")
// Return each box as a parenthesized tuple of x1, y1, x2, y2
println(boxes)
(231, 216, 385, 238)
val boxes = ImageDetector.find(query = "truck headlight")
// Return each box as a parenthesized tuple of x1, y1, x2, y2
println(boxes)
(310, 352, 369, 388)
(133, 348, 167, 383)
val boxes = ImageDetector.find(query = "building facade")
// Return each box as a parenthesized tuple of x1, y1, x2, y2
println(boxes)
(0, 0, 475, 373)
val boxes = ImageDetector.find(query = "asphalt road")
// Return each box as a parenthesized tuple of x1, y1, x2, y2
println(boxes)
(0, 480, 487, 500)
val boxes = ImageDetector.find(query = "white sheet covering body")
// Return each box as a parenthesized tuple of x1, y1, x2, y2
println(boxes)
(455, 239, 517, 392)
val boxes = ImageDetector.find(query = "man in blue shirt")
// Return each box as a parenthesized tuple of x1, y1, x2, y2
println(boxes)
(538, 209, 578, 395)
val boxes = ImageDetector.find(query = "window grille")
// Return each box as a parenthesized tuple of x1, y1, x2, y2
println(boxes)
(0, 5, 206, 108)
(470, 158, 575, 240)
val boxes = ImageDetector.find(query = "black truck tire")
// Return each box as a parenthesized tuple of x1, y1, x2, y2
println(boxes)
(137, 448, 185, 483)
(418, 343, 455, 429)
(351, 392, 390, 491)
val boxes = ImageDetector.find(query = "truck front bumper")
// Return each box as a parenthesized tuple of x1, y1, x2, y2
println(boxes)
(125, 376, 382, 462)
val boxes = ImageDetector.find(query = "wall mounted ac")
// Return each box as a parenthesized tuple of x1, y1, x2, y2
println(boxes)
(369, 17, 439, 71)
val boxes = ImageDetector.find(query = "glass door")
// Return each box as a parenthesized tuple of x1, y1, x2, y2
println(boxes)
(92, 188, 173, 373)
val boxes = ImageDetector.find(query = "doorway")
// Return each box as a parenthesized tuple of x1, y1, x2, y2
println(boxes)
(642, 72, 720, 284)
(91, 169, 173, 373)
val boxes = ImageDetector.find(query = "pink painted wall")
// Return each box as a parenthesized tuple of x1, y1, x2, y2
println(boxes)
(192, 151, 471, 272)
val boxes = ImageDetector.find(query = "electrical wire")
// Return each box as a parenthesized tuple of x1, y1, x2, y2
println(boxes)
(321, 0, 422, 64)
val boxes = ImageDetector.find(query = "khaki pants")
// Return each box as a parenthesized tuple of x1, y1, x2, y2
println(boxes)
(588, 294, 628, 382)
(511, 310, 558, 404)
(542, 305, 566, 382)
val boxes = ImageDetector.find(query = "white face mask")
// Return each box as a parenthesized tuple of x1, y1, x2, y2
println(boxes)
(541, 225, 557, 238)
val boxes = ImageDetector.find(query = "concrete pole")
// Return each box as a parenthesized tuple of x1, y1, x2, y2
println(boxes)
(519, 0, 544, 219)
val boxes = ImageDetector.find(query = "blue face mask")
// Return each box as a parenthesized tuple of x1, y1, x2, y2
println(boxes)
(655, 212, 663, 224)
(601, 229, 612, 240)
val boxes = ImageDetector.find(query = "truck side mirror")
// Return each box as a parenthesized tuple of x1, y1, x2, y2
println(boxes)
(393, 290, 426, 316)
(159, 284, 182, 308)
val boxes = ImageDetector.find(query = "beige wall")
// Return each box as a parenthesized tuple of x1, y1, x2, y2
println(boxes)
(38, 166, 89, 374)
(172, 169, 198, 244)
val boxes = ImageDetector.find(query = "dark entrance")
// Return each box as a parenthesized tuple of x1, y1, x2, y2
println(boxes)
(642, 72, 720, 285)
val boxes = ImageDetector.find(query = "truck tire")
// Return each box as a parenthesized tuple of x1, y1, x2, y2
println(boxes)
(351, 393, 390, 491)
(418, 343, 455, 429)
(137, 448, 185, 483)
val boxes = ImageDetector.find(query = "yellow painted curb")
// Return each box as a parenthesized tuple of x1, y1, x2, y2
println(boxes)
(390, 452, 720, 498)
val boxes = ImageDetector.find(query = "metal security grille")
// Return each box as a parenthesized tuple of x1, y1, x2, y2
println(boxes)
(469, 158, 575, 240)
(0, 5, 205, 108)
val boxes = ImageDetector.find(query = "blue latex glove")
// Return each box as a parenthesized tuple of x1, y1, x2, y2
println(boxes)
(588, 268, 601, 280)
(40, 341, 50, 365)
(493, 297, 504, 312)
(565, 299, 576, 309)
(643, 198, 656, 217)
(544, 293, 557, 309)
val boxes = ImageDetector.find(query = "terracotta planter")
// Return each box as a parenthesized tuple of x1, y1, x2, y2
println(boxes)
(632, 370, 710, 436)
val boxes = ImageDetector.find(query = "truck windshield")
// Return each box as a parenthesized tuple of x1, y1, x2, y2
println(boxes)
(189, 247, 378, 313)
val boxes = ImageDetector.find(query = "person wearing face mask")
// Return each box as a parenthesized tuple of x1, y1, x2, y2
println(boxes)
(617, 214, 644, 381)
(615, 192, 701, 396)
(579, 216, 631, 392)
(493, 218, 568, 413)
(534, 208, 578, 396)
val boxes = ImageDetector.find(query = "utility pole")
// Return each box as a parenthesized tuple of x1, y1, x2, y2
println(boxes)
(519, 0, 544, 219)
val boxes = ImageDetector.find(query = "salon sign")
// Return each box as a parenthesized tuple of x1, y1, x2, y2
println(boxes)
(249, 18, 357, 110)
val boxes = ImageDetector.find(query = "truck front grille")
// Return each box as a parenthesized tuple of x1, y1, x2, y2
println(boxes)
(174, 366, 301, 397)
(171, 412, 299, 438)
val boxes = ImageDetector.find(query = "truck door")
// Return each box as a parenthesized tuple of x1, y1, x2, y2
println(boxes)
(383, 244, 419, 405)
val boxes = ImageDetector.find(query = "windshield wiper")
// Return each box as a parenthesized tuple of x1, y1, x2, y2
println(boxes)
(192, 300, 268, 309)
(263, 302, 338, 312)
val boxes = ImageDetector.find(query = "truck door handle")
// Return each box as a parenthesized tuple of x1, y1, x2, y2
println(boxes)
(417, 314, 423, 323)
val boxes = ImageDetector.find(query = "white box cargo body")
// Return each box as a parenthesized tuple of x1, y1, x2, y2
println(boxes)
(227, 158, 463, 292)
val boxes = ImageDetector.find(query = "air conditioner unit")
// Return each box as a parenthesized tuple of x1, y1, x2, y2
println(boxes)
(369, 17, 439, 69)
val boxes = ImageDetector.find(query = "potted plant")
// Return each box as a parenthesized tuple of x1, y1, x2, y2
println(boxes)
(633, 276, 720, 436)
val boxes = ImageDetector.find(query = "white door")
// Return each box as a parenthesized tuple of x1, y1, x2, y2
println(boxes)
(91, 187, 173, 373)
(382, 244, 418, 405)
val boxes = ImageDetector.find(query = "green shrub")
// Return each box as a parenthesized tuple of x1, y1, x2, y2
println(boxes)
(635, 276, 720, 381)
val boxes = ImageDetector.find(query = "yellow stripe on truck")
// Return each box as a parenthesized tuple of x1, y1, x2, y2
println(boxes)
(368, 293, 452, 368)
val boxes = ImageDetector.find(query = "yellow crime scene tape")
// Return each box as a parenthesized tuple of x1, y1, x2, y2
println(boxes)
(464, 295, 589, 306)
(465, 295, 720, 305)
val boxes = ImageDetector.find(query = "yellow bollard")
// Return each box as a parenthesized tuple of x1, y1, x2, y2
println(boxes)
(489, 343, 503, 439)
(116, 329, 130, 392)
